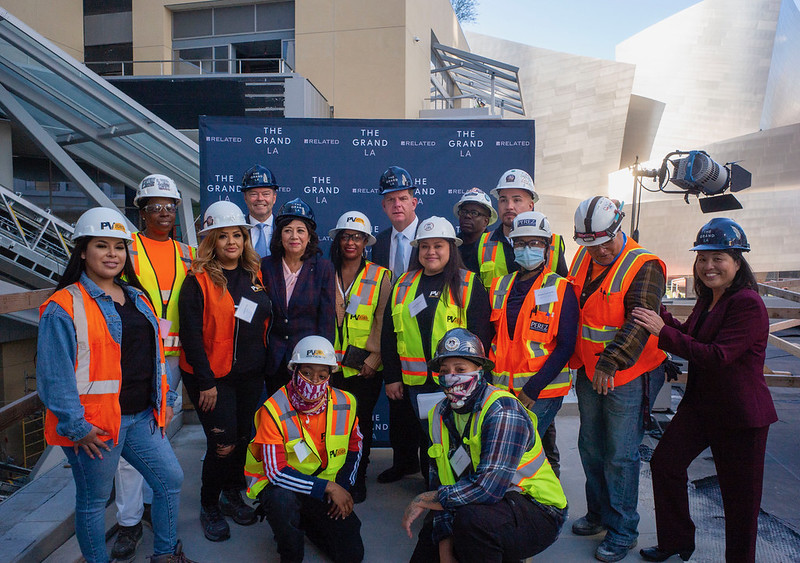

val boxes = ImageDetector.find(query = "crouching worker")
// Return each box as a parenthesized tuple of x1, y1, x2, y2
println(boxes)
(403, 328, 567, 563)
(245, 336, 365, 563)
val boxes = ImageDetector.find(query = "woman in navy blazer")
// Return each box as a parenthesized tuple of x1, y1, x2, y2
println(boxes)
(261, 198, 335, 395)
(632, 218, 777, 563)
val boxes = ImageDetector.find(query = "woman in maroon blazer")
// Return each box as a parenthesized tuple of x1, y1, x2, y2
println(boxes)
(632, 218, 777, 563)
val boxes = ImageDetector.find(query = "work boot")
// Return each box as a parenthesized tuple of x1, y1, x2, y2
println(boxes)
(200, 504, 230, 542)
(376, 464, 418, 483)
(219, 488, 257, 525)
(150, 540, 198, 562)
(111, 522, 142, 562)
(350, 477, 367, 504)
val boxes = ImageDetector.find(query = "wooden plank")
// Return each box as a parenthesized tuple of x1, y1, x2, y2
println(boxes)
(767, 334, 800, 359)
(0, 392, 43, 432)
(759, 283, 800, 304)
(0, 289, 53, 315)
(769, 319, 800, 333)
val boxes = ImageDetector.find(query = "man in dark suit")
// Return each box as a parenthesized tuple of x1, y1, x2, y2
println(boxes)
(241, 164, 278, 259)
(371, 166, 421, 484)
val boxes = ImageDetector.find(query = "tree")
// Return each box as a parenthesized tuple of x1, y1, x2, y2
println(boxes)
(451, 0, 478, 23)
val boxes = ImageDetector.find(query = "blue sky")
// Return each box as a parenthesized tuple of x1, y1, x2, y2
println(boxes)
(463, 0, 702, 60)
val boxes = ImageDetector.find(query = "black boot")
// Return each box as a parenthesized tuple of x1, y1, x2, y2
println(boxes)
(200, 504, 231, 542)
(219, 488, 257, 525)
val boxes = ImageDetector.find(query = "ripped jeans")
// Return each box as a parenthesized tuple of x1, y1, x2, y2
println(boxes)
(184, 370, 264, 507)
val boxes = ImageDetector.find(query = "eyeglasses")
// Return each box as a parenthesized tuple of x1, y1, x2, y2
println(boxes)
(573, 229, 617, 243)
(340, 232, 367, 243)
(458, 208, 489, 219)
(143, 203, 177, 214)
(512, 239, 548, 250)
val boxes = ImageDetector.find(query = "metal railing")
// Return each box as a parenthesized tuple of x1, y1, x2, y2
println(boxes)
(85, 57, 293, 77)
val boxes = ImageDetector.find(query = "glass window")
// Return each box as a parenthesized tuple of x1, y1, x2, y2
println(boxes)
(173, 9, 213, 39)
(214, 5, 255, 35)
(84, 43, 133, 76)
(84, 0, 131, 17)
(256, 2, 295, 31)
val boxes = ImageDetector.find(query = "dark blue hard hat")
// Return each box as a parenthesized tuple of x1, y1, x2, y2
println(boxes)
(276, 198, 316, 230)
(241, 165, 278, 191)
(691, 217, 749, 252)
(428, 328, 494, 372)
(379, 166, 414, 195)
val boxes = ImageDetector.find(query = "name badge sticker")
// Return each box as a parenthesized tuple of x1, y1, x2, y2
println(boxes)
(408, 294, 428, 317)
(158, 318, 172, 339)
(450, 446, 471, 476)
(346, 295, 361, 316)
(234, 297, 257, 323)
(534, 285, 558, 305)
(293, 440, 311, 462)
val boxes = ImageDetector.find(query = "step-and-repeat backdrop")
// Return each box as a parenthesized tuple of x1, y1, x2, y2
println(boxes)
(199, 116, 535, 444)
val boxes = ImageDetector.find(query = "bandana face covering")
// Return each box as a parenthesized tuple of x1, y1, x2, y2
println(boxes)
(440, 370, 482, 409)
(287, 369, 329, 415)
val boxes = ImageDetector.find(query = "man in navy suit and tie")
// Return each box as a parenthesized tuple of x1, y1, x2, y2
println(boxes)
(371, 166, 421, 484)
(241, 164, 278, 259)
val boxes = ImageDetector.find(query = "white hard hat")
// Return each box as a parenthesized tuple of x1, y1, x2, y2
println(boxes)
(288, 335, 339, 369)
(452, 187, 498, 226)
(73, 207, 132, 241)
(410, 216, 462, 247)
(510, 211, 552, 241)
(490, 168, 538, 203)
(134, 174, 181, 207)
(199, 201, 250, 235)
(328, 211, 377, 246)
(573, 196, 625, 247)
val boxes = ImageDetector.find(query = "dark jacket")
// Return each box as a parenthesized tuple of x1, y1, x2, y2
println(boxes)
(261, 254, 336, 375)
(371, 226, 419, 272)
(658, 287, 777, 429)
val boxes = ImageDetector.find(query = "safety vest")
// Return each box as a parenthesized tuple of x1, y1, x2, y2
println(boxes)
(244, 386, 357, 499)
(334, 261, 391, 378)
(391, 269, 476, 386)
(568, 237, 667, 386)
(489, 270, 573, 397)
(40, 283, 168, 447)
(178, 269, 266, 378)
(478, 232, 565, 289)
(130, 232, 194, 355)
(427, 387, 567, 509)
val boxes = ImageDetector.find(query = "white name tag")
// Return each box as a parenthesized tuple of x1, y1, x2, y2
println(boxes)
(534, 285, 558, 306)
(293, 440, 311, 462)
(234, 297, 257, 323)
(158, 318, 172, 339)
(408, 293, 428, 317)
(346, 295, 361, 315)
(449, 446, 471, 476)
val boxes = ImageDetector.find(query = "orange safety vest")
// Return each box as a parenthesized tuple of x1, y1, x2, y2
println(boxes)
(489, 270, 573, 396)
(179, 269, 267, 378)
(40, 283, 168, 447)
(568, 237, 666, 386)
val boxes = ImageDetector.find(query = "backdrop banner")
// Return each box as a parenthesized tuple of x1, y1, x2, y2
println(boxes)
(199, 116, 535, 445)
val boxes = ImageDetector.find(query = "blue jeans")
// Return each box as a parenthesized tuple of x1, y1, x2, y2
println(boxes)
(530, 396, 563, 438)
(63, 409, 184, 562)
(575, 365, 664, 547)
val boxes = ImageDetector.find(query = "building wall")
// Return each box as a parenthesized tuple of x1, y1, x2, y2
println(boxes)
(1, 0, 84, 60)
(0, 339, 38, 467)
(761, 0, 800, 130)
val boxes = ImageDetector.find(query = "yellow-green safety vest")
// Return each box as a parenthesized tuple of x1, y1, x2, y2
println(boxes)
(478, 232, 564, 290)
(427, 386, 567, 509)
(391, 268, 476, 386)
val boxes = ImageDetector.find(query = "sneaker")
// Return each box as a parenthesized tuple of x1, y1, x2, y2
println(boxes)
(595, 538, 637, 562)
(150, 539, 199, 562)
(571, 515, 606, 536)
(376, 464, 418, 483)
(200, 504, 231, 542)
(219, 489, 257, 525)
(111, 522, 143, 562)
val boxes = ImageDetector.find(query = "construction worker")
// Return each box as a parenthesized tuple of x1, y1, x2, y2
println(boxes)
(37, 207, 193, 563)
(488, 211, 577, 476)
(452, 187, 497, 274)
(241, 164, 279, 258)
(371, 165, 422, 484)
(478, 168, 568, 289)
(568, 196, 666, 562)
(111, 174, 195, 561)
(381, 216, 492, 486)
(179, 201, 272, 542)
(402, 328, 567, 562)
(245, 336, 364, 563)
(328, 210, 392, 503)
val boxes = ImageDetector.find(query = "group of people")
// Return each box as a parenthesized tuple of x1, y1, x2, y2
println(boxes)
(35, 163, 777, 563)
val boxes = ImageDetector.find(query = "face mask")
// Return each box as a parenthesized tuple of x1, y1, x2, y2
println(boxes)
(288, 369, 330, 414)
(514, 247, 545, 270)
(440, 370, 481, 409)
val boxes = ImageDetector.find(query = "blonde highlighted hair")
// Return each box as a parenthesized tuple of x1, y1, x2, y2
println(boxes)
(191, 226, 262, 287)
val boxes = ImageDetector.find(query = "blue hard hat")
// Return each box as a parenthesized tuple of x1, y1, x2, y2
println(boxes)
(379, 166, 414, 195)
(276, 198, 316, 230)
(691, 217, 749, 252)
(241, 164, 278, 190)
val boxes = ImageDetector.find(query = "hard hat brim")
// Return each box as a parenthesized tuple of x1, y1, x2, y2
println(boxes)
(328, 227, 377, 246)
(410, 235, 463, 247)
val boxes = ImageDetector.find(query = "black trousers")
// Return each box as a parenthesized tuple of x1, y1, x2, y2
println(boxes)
(388, 389, 422, 472)
(410, 491, 565, 563)
(258, 485, 364, 563)
(331, 370, 383, 480)
(184, 370, 264, 507)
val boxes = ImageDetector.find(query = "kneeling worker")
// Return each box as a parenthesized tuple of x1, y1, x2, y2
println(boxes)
(403, 328, 567, 562)
(245, 336, 364, 563)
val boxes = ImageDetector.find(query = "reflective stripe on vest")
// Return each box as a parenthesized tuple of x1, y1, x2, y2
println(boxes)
(478, 232, 508, 289)
(548, 234, 563, 273)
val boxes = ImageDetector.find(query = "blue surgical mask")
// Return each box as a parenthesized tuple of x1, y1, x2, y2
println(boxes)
(514, 247, 545, 270)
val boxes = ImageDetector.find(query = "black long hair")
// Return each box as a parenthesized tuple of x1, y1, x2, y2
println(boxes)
(56, 237, 148, 299)
(409, 239, 468, 308)
(692, 249, 757, 300)
(269, 216, 321, 261)
(329, 231, 369, 272)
